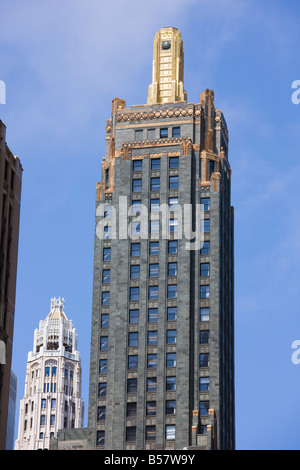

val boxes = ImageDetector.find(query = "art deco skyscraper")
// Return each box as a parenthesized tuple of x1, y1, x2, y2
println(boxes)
(15, 298, 84, 450)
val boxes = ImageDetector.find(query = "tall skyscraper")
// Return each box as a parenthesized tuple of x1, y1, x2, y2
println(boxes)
(15, 298, 84, 450)
(0, 120, 22, 450)
(53, 26, 234, 451)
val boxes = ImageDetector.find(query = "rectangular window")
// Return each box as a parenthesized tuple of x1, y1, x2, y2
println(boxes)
(128, 355, 138, 370)
(104, 205, 112, 218)
(151, 177, 160, 191)
(165, 425, 175, 441)
(99, 359, 107, 374)
(167, 284, 177, 298)
(41, 399, 46, 409)
(52, 367, 57, 377)
(98, 383, 107, 397)
(201, 219, 210, 233)
(169, 176, 179, 189)
(147, 330, 158, 345)
(169, 197, 179, 210)
(97, 430, 105, 446)
(131, 243, 141, 257)
(45, 366, 50, 377)
(126, 402, 137, 417)
(200, 285, 210, 299)
(200, 377, 210, 392)
(103, 247, 111, 261)
(101, 291, 110, 305)
(148, 285, 159, 300)
(146, 377, 157, 392)
(130, 265, 140, 279)
(131, 199, 141, 215)
(168, 240, 178, 254)
(169, 156, 179, 168)
(166, 400, 176, 415)
(149, 263, 159, 277)
(200, 197, 210, 211)
(134, 131, 143, 143)
(102, 269, 110, 283)
(51, 399, 56, 409)
(40, 415, 45, 426)
(104, 226, 112, 239)
(146, 401, 156, 416)
(130, 287, 139, 301)
(147, 354, 157, 368)
(167, 330, 177, 344)
(145, 425, 156, 441)
(166, 352, 176, 367)
(166, 376, 176, 391)
(150, 241, 159, 255)
(200, 307, 210, 322)
(200, 330, 210, 344)
(200, 353, 210, 368)
(167, 306, 177, 321)
(128, 332, 139, 347)
(151, 158, 161, 170)
(200, 401, 210, 415)
(148, 308, 158, 322)
(132, 179, 142, 192)
(97, 406, 106, 421)
(169, 218, 178, 233)
(50, 415, 55, 426)
(168, 262, 177, 276)
(127, 378, 137, 393)
(200, 263, 210, 277)
(101, 313, 109, 328)
(150, 198, 160, 212)
(172, 127, 180, 137)
(150, 220, 159, 235)
(160, 128, 168, 138)
(126, 426, 136, 442)
(100, 336, 108, 351)
(200, 241, 210, 255)
(129, 309, 139, 323)
(131, 221, 140, 236)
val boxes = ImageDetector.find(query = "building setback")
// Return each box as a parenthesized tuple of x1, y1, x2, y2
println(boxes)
(52, 26, 234, 451)
(15, 298, 84, 450)
(0, 121, 22, 450)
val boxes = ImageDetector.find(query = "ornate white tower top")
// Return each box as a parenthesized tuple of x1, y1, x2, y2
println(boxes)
(48, 297, 67, 320)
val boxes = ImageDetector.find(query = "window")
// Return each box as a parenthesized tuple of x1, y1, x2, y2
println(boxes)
(165, 425, 175, 440)
(151, 158, 160, 170)
(200, 263, 210, 277)
(200, 330, 210, 344)
(146, 377, 157, 392)
(41, 399, 46, 409)
(168, 262, 177, 276)
(200, 377, 210, 392)
(200, 400, 210, 415)
(129, 309, 139, 323)
(45, 366, 50, 377)
(132, 179, 142, 192)
(146, 401, 156, 416)
(147, 354, 157, 368)
(200, 285, 210, 299)
(169, 176, 179, 189)
(51, 399, 56, 409)
(99, 359, 107, 374)
(148, 285, 158, 300)
(200, 353, 209, 367)
(201, 219, 210, 233)
(208, 160, 215, 178)
(168, 240, 178, 254)
(127, 378, 137, 393)
(126, 402, 137, 417)
(166, 400, 176, 415)
(160, 128, 168, 138)
(149, 264, 159, 277)
(131, 199, 141, 215)
(167, 284, 177, 298)
(172, 127, 180, 138)
(126, 427, 136, 442)
(97, 406, 106, 421)
(103, 248, 111, 261)
(131, 243, 141, 257)
(200, 197, 210, 211)
(200, 307, 210, 322)
(148, 308, 158, 322)
(169, 218, 178, 233)
(166, 352, 176, 367)
(166, 376, 176, 391)
(39, 433, 44, 439)
(52, 366, 57, 377)
(167, 330, 177, 344)
(150, 241, 159, 255)
(128, 355, 138, 370)
(128, 332, 139, 347)
(100, 336, 108, 351)
(98, 382, 107, 398)
(131, 221, 140, 236)
(130, 287, 139, 301)
(150, 198, 160, 212)
(101, 314, 109, 328)
(167, 306, 177, 321)
(134, 131, 143, 143)
(103, 226, 112, 239)
(40, 415, 45, 426)
(200, 241, 210, 255)
(130, 265, 140, 279)
(102, 269, 110, 283)
(151, 177, 160, 191)
(150, 220, 159, 236)
(145, 425, 156, 441)
(50, 415, 55, 426)
(104, 205, 112, 218)
(101, 291, 110, 305)
(147, 330, 158, 345)
(169, 156, 179, 168)
(200, 425, 207, 435)
(169, 197, 179, 210)
(97, 430, 105, 446)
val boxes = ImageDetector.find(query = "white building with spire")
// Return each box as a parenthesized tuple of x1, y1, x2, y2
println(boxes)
(15, 298, 84, 450)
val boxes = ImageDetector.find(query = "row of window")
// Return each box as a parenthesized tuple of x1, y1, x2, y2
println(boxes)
(132, 176, 179, 192)
(132, 155, 179, 171)
(44, 366, 73, 379)
(96, 424, 176, 446)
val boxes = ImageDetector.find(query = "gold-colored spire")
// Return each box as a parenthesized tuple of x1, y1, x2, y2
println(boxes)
(147, 27, 187, 105)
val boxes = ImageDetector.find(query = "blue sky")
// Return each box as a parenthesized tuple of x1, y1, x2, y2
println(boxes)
(1, 0, 300, 450)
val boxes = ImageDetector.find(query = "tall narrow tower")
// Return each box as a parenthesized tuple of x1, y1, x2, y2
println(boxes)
(15, 298, 84, 450)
